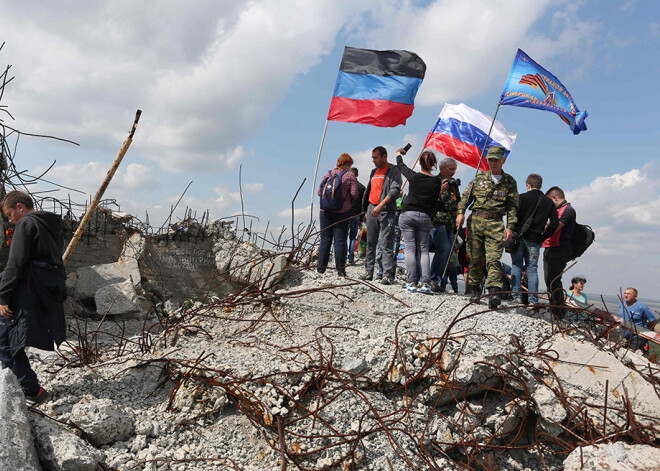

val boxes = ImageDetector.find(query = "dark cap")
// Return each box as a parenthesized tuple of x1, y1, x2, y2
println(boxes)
(486, 146, 506, 160)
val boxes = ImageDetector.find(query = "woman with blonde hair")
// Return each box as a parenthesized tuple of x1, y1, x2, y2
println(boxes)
(317, 153, 358, 277)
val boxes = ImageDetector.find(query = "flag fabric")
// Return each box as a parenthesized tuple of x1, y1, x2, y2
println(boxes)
(327, 47, 426, 127)
(424, 103, 517, 170)
(500, 49, 587, 135)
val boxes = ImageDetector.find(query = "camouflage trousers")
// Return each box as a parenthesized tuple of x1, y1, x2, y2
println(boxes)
(466, 215, 504, 288)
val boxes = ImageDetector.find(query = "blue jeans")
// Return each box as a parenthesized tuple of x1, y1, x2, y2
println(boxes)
(510, 238, 540, 303)
(0, 317, 40, 395)
(318, 210, 350, 275)
(430, 226, 453, 283)
(398, 211, 432, 284)
(346, 215, 360, 262)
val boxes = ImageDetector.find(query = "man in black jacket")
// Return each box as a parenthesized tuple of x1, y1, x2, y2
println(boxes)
(510, 174, 558, 305)
(0, 191, 66, 407)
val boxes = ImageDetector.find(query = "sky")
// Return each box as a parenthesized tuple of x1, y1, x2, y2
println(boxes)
(0, 0, 659, 299)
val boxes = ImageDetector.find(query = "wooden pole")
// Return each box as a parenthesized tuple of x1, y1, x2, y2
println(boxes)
(62, 110, 142, 266)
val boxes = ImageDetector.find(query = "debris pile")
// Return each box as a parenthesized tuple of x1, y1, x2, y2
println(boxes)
(1, 222, 657, 471)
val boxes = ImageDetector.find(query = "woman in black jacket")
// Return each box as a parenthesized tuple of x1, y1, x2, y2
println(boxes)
(396, 149, 444, 293)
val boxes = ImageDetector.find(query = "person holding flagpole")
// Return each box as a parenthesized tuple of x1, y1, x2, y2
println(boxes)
(456, 146, 518, 308)
(429, 158, 460, 292)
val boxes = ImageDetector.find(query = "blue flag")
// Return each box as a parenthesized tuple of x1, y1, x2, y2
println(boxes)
(500, 49, 587, 135)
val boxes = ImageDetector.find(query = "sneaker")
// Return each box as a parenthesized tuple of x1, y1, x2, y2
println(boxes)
(26, 387, 51, 408)
(380, 277, 394, 285)
(358, 273, 373, 281)
(404, 283, 418, 293)
(512, 296, 523, 305)
(418, 283, 433, 294)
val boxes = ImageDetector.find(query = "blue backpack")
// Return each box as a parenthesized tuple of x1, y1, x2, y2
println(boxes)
(320, 169, 348, 210)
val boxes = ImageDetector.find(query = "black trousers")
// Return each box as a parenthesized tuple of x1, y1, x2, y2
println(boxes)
(543, 245, 571, 317)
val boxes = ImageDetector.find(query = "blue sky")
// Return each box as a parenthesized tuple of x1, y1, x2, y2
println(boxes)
(1, 0, 659, 298)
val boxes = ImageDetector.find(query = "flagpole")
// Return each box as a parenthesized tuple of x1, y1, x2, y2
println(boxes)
(402, 103, 448, 191)
(400, 147, 425, 192)
(310, 119, 329, 223)
(440, 102, 502, 281)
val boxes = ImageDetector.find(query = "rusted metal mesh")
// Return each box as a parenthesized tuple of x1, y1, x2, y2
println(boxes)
(49, 258, 660, 471)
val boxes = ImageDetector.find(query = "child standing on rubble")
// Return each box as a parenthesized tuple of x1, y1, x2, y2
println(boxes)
(0, 191, 66, 407)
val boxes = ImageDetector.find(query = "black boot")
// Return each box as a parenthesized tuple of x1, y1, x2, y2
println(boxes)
(469, 285, 481, 302)
(488, 287, 501, 309)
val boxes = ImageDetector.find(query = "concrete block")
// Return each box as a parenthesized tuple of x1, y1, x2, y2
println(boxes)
(70, 398, 134, 446)
(564, 442, 660, 471)
(0, 369, 41, 471)
(73, 258, 141, 299)
(30, 413, 104, 471)
(94, 279, 141, 316)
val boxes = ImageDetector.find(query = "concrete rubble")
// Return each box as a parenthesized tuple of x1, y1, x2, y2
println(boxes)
(563, 442, 660, 470)
(2, 221, 658, 470)
(0, 368, 41, 471)
(29, 413, 104, 471)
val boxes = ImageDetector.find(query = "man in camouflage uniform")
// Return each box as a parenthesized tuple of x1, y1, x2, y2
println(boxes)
(429, 158, 460, 291)
(456, 146, 518, 308)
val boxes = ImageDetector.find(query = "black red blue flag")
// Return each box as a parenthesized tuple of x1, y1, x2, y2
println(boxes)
(327, 47, 426, 127)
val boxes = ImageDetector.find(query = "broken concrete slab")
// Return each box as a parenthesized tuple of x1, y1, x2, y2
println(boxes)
(563, 442, 660, 471)
(30, 413, 104, 471)
(94, 279, 141, 316)
(69, 397, 134, 446)
(140, 237, 229, 305)
(119, 361, 169, 397)
(0, 368, 41, 471)
(69, 258, 141, 299)
(214, 238, 289, 290)
(540, 334, 660, 435)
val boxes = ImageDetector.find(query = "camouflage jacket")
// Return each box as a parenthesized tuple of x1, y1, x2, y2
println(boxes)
(431, 182, 461, 230)
(457, 171, 518, 229)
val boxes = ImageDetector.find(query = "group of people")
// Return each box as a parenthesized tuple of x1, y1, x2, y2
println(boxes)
(317, 145, 659, 352)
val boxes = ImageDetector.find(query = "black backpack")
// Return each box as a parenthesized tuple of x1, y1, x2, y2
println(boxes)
(320, 169, 348, 210)
(569, 223, 595, 260)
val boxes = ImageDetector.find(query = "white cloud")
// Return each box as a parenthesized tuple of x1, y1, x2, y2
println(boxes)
(560, 161, 660, 296)
(566, 165, 660, 228)
(31, 161, 158, 195)
(0, 1, 365, 172)
(243, 183, 263, 194)
(0, 0, 597, 174)
(278, 205, 312, 220)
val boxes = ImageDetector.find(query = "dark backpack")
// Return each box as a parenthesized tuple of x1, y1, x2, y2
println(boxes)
(569, 223, 595, 260)
(320, 169, 348, 210)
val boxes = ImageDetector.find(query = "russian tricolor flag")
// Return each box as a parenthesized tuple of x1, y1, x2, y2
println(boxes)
(327, 47, 426, 128)
(424, 103, 517, 170)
